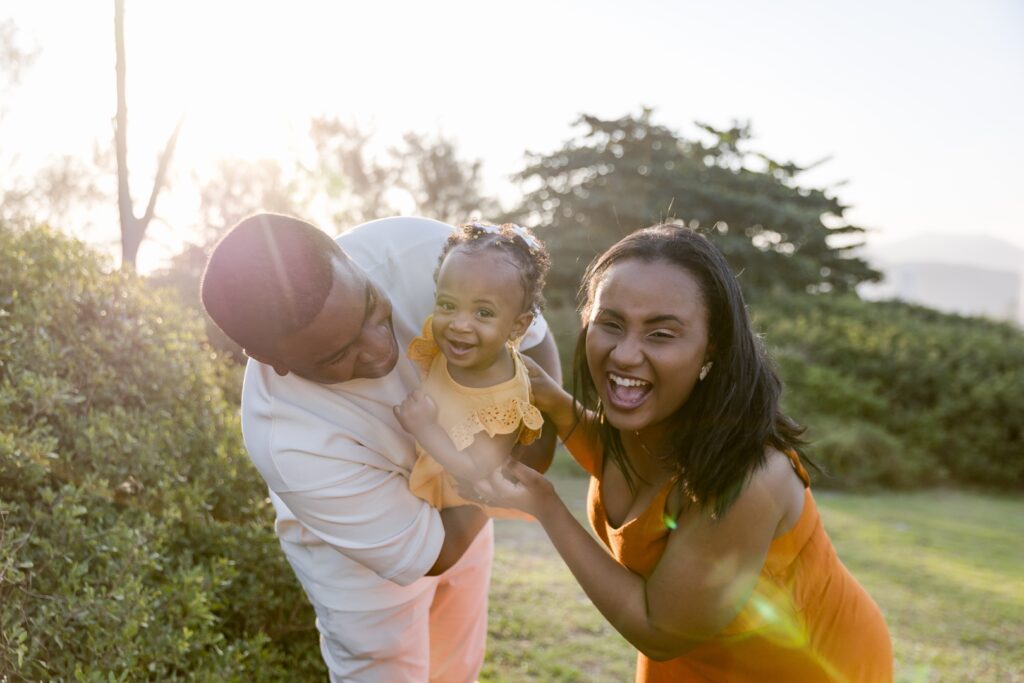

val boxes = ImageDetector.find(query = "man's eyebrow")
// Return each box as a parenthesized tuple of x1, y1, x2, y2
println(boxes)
(315, 283, 372, 365)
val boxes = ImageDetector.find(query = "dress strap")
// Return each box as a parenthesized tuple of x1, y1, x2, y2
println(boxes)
(785, 450, 811, 488)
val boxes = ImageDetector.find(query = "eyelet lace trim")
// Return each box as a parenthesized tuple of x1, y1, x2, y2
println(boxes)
(449, 398, 544, 451)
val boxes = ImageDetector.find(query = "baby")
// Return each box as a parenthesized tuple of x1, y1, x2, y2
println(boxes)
(393, 222, 550, 519)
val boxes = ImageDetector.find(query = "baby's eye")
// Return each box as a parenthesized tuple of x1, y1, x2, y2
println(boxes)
(477, 308, 495, 318)
(436, 301, 455, 312)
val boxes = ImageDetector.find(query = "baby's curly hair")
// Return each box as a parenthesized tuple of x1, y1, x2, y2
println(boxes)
(435, 222, 550, 314)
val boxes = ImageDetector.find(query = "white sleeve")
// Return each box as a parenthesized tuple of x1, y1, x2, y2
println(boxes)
(273, 454, 444, 586)
(241, 364, 445, 587)
(520, 310, 550, 351)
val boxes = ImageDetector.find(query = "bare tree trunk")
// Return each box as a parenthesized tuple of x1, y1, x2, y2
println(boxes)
(114, 0, 182, 271)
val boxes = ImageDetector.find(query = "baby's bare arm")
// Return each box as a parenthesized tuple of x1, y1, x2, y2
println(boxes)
(412, 425, 517, 483)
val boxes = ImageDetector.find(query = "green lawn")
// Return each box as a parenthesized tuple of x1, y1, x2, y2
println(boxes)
(482, 456, 1024, 682)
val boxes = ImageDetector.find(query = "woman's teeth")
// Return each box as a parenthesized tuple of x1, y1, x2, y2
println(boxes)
(610, 373, 649, 388)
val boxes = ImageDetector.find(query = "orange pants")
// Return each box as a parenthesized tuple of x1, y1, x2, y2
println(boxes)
(311, 522, 493, 682)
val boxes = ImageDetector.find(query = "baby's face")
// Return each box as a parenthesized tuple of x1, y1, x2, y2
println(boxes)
(431, 248, 533, 379)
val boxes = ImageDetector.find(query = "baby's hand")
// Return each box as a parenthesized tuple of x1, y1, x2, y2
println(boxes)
(393, 389, 438, 434)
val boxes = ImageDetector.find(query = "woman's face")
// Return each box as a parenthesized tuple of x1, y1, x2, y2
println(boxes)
(585, 257, 711, 444)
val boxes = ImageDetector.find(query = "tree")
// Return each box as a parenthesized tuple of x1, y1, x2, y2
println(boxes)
(306, 117, 402, 229)
(197, 157, 305, 246)
(306, 119, 496, 230)
(395, 132, 495, 225)
(114, 0, 183, 270)
(0, 17, 39, 116)
(509, 109, 880, 303)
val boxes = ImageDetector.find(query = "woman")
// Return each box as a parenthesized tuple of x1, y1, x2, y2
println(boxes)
(479, 225, 892, 681)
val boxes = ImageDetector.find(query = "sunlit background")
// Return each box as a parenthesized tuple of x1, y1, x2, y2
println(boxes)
(3, 0, 1023, 312)
(4, 3, 1024, 679)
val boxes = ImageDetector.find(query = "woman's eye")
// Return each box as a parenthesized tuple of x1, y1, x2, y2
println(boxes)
(598, 320, 622, 332)
(649, 330, 677, 339)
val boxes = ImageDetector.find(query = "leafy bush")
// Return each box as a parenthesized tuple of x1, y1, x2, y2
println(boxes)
(752, 292, 1024, 489)
(0, 224, 321, 679)
(802, 418, 937, 489)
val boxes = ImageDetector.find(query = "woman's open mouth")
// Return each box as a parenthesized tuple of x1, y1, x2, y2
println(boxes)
(605, 372, 652, 410)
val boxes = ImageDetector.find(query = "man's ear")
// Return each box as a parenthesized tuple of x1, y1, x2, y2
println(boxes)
(243, 349, 291, 377)
(509, 312, 535, 342)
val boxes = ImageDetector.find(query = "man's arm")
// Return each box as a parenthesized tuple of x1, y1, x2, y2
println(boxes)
(427, 505, 489, 575)
(518, 330, 562, 473)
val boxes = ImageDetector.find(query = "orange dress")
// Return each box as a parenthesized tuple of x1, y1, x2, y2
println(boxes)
(588, 452, 893, 682)
(406, 317, 543, 520)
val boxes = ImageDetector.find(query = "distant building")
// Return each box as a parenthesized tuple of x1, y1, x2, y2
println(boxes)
(859, 234, 1024, 327)
(860, 262, 1021, 325)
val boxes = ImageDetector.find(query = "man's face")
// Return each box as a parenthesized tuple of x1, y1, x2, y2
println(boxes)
(266, 254, 399, 384)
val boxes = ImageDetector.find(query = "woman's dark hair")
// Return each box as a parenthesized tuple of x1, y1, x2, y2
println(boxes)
(573, 223, 808, 518)
(435, 222, 550, 314)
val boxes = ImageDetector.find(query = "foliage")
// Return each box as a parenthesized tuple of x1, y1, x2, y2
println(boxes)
(396, 131, 496, 226)
(508, 109, 879, 305)
(751, 291, 1024, 488)
(541, 288, 1023, 491)
(196, 158, 305, 247)
(0, 223, 321, 678)
(306, 117, 492, 230)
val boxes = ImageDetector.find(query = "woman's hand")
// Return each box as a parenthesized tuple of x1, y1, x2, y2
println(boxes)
(462, 459, 557, 518)
(393, 389, 438, 436)
(522, 355, 574, 421)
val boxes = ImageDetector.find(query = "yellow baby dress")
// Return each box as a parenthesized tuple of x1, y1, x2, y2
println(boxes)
(407, 317, 543, 521)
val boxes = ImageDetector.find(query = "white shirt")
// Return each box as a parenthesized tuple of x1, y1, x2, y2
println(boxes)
(240, 216, 548, 610)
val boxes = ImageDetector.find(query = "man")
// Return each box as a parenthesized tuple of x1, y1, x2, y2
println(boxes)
(200, 213, 560, 682)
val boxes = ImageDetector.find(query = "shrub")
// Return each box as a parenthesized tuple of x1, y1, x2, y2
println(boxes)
(804, 418, 938, 489)
(0, 224, 321, 679)
(751, 292, 1024, 489)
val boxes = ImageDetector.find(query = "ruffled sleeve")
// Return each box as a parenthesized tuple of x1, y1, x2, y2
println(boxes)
(448, 397, 544, 451)
(407, 315, 440, 377)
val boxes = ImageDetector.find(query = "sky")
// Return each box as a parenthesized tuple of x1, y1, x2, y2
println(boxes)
(3, 0, 1023, 273)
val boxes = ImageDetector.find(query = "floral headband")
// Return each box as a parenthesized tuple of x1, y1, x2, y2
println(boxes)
(469, 221, 541, 251)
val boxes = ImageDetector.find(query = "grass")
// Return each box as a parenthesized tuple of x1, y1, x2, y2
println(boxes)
(481, 454, 1024, 682)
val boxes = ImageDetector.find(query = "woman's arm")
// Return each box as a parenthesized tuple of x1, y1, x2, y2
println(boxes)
(478, 453, 796, 660)
(521, 356, 603, 477)
(516, 331, 562, 473)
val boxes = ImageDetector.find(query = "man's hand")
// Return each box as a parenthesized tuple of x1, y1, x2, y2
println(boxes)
(393, 389, 438, 436)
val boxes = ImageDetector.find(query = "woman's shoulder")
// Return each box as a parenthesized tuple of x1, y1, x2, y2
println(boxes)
(755, 447, 808, 538)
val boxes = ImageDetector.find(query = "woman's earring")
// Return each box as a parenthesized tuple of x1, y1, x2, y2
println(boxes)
(597, 399, 605, 424)
(699, 361, 713, 381)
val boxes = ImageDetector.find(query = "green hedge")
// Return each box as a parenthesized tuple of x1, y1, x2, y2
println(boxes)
(0, 224, 322, 679)
(544, 291, 1023, 490)
(752, 292, 1024, 489)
